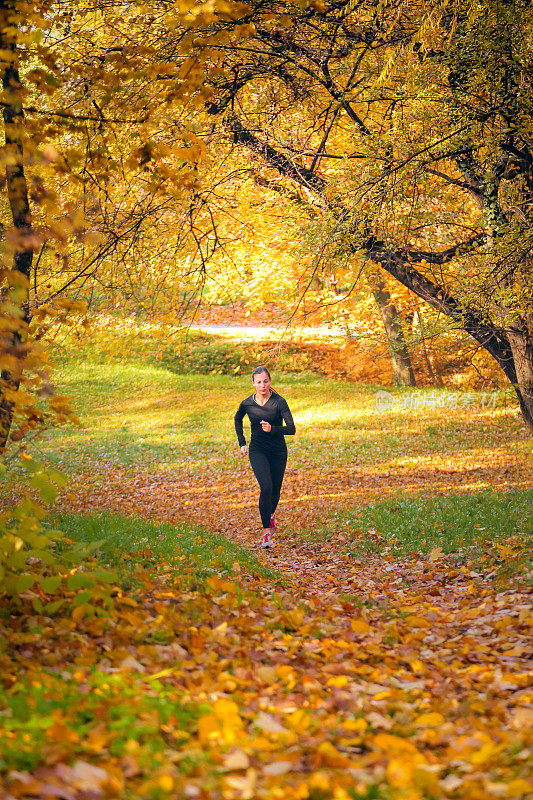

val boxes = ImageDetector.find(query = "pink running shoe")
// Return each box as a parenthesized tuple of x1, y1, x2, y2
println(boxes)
(270, 514, 277, 531)
(261, 531, 273, 549)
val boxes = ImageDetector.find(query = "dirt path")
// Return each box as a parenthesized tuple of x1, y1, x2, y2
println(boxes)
(58, 455, 533, 709)
(62, 451, 532, 605)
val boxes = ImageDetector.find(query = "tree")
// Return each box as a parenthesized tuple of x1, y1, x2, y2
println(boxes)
(367, 272, 416, 386)
(4, 0, 532, 443)
(0, 0, 239, 447)
(183, 0, 533, 430)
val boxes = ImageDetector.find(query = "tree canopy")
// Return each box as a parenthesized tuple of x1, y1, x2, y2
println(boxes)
(1, 0, 532, 439)
(191, 0, 533, 427)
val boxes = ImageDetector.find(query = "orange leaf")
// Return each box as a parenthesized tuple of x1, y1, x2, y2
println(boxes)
(351, 618, 371, 634)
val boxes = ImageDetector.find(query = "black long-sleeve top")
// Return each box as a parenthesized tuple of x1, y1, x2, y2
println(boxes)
(234, 391, 296, 455)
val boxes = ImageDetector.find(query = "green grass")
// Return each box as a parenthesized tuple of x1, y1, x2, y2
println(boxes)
(17, 326, 532, 584)
(29, 331, 529, 479)
(51, 511, 278, 589)
(341, 489, 533, 568)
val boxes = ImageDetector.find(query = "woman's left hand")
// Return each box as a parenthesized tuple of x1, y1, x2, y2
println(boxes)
(260, 420, 271, 432)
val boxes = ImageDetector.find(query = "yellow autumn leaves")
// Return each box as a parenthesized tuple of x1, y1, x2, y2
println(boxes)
(198, 698, 244, 745)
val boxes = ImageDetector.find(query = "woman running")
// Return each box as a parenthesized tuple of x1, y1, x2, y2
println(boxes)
(234, 366, 296, 549)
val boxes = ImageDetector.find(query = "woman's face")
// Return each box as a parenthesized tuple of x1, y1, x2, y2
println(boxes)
(252, 371, 271, 394)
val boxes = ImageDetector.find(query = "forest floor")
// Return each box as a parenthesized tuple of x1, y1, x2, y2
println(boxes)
(1, 330, 532, 800)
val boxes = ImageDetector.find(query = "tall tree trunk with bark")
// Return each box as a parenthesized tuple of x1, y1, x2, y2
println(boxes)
(506, 316, 533, 430)
(370, 277, 417, 387)
(413, 301, 443, 387)
(0, 2, 33, 451)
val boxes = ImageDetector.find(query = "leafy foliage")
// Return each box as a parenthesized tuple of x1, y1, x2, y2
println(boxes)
(0, 455, 63, 596)
(0, 456, 122, 612)
(0, 1, 532, 790)
(188, 0, 533, 427)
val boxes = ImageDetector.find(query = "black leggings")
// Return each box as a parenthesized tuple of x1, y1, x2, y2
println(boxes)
(248, 446, 287, 528)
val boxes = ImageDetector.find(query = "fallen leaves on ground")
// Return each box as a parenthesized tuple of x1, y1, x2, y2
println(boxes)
(2, 353, 532, 798)
(1, 515, 532, 799)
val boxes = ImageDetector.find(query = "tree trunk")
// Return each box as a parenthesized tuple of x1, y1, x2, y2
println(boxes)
(364, 240, 533, 430)
(505, 318, 533, 433)
(324, 276, 356, 341)
(0, 4, 33, 451)
(370, 278, 416, 387)
(413, 301, 444, 387)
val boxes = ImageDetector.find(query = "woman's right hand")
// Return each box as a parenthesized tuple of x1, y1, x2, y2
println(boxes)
(240, 445, 248, 457)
